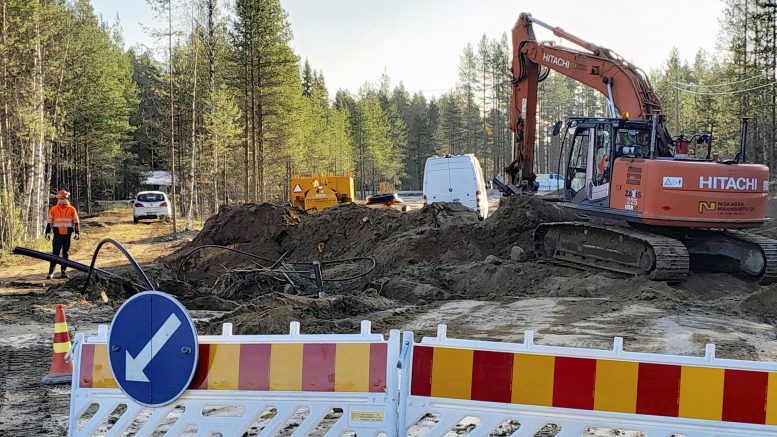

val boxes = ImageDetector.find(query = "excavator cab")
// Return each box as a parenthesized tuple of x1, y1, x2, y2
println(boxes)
(554, 115, 770, 229)
(557, 117, 660, 206)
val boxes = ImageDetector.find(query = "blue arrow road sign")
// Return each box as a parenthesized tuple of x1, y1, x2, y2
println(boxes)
(108, 291, 198, 407)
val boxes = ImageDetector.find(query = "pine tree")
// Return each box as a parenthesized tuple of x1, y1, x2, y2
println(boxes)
(458, 43, 480, 153)
(233, 0, 301, 202)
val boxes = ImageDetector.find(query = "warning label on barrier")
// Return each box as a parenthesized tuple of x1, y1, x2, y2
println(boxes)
(293, 184, 303, 193)
(350, 411, 384, 422)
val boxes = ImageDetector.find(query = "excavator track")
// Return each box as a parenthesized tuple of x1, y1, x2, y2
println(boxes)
(645, 228, 777, 285)
(729, 231, 777, 285)
(534, 223, 777, 284)
(534, 222, 690, 282)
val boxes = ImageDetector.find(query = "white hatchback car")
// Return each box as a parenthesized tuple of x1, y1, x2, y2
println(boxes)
(133, 191, 172, 223)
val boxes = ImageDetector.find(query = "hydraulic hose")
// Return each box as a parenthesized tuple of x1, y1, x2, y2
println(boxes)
(82, 238, 155, 294)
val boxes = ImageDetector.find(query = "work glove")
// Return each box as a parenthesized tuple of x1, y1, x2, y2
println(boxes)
(45, 233, 50, 241)
(74, 232, 80, 241)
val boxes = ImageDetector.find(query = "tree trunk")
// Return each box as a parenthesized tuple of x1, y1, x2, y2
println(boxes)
(0, 0, 13, 207)
(169, 0, 177, 236)
(250, 52, 257, 203)
(85, 144, 91, 214)
(0, 0, 7, 196)
(188, 18, 199, 223)
(257, 98, 264, 202)
(769, 4, 777, 176)
(29, 13, 46, 238)
(243, 58, 249, 203)
(207, 0, 217, 213)
(223, 152, 228, 205)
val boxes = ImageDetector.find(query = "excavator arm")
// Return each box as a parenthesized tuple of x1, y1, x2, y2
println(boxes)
(506, 13, 669, 186)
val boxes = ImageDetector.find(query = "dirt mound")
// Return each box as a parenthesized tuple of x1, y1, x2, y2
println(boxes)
(203, 292, 409, 335)
(280, 197, 571, 270)
(192, 203, 301, 247)
(156, 195, 601, 335)
(164, 202, 486, 285)
(413, 202, 480, 226)
(164, 203, 301, 282)
(481, 195, 576, 253)
(166, 197, 570, 273)
(740, 285, 777, 318)
(280, 202, 479, 261)
(158, 196, 581, 306)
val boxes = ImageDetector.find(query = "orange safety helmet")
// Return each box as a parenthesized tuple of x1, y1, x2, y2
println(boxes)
(56, 190, 70, 200)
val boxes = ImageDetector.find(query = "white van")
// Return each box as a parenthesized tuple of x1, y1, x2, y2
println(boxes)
(422, 154, 489, 219)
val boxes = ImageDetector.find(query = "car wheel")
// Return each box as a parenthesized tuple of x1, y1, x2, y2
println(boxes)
(133, 217, 139, 224)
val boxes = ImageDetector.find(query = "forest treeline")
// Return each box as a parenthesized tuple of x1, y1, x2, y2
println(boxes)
(0, 0, 774, 249)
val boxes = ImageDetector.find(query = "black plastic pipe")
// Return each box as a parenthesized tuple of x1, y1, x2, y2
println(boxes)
(12, 246, 112, 276)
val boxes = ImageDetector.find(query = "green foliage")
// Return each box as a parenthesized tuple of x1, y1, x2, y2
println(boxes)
(61, 1, 138, 199)
(0, 189, 25, 252)
(354, 86, 402, 192)
(233, 0, 302, 201)
(204, 86, 242, 157)
(646, 0, 777, 166)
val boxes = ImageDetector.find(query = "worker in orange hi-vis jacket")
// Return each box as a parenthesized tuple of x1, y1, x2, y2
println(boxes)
(45, 190, 80, 279)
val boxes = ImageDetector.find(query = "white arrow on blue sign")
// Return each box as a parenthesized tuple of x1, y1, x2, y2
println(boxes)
(108, 291, 199, 407)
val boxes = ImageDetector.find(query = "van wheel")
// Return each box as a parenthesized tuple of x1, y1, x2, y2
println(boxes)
(133, 217, 139, 224)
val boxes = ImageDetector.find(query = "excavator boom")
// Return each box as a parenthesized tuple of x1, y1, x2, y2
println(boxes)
(507, 13, 668, 186)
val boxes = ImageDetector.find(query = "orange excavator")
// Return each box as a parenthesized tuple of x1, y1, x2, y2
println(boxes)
(501, 12, 777, 283)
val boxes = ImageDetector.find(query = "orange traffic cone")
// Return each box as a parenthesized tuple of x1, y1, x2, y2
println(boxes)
(42, 304, 73, 385)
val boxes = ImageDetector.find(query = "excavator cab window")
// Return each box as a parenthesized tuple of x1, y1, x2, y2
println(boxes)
(615, 128, 651, 158)
(594, 126, 611, 185)
(567, 127, 590, 192)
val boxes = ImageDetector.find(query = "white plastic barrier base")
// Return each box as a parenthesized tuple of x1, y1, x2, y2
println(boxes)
(398, 326, 777, 437)
(68, 322, 399, 437)
(71, 390, 390, 437)
(401, 397, 774, 437)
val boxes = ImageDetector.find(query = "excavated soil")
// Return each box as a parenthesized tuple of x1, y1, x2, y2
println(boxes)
(152, 197, 582, 335)
(167, 197, 572, 280)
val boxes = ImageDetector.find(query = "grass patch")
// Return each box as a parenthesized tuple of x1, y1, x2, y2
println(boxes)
(0, 236, 49, 264)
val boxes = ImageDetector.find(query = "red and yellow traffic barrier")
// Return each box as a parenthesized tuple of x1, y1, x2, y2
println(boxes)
(79, 342, 388, 393)
(411, 346, 777, 426)
(42, 304, 73, 385)
(78, 344, 118, 388)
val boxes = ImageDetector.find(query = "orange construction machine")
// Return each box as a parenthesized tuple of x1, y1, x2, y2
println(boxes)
(289, 174, 354, 213)
(502, 13, 776, 283)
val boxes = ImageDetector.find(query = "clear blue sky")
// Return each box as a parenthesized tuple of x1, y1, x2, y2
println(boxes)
(92, 0, 725, 97)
